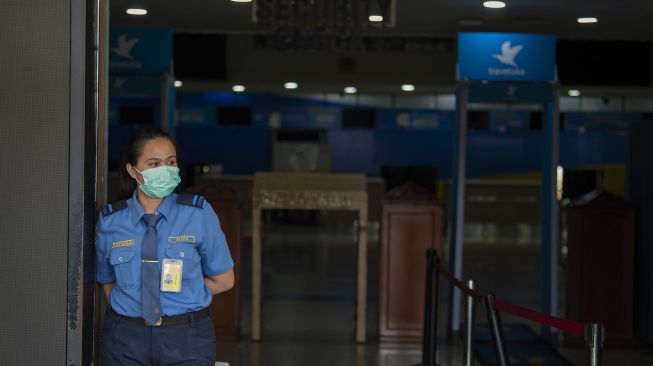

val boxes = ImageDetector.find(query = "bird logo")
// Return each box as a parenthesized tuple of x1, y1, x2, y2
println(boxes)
(493, 41, 523, 68)
(112, 34, 139, 60)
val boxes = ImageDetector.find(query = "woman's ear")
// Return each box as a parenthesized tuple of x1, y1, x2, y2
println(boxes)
(126, 163, 138, 180)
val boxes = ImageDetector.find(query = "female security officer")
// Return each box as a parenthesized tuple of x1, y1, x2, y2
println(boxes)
(96, 128, 235, 366)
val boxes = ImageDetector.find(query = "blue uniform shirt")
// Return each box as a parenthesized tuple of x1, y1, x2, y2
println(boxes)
(96, 191, 234, 317)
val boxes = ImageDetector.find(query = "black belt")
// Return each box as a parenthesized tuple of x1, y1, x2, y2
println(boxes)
(110, 307, 210, 327)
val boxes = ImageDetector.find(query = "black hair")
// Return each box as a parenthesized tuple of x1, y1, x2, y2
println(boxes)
(119, 128, 179, 200)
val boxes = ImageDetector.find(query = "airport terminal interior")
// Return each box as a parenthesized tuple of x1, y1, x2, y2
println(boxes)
(6, 0, 653, 365)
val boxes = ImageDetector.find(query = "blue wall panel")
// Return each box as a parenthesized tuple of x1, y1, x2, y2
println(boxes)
(413, 111, 454, 129)
(108, 125, 149, 162)
(175, 126, 270, 174)
(110, 125, 627, 179)
(467, 132, 543, 177)
(560, 131, 627, 167)
(328, 130, 376, 176)
(565, 112, 638, 133)
(108, 92, 631, 180)
(489, 111, 530, 132)
(374, 130, 453, 178)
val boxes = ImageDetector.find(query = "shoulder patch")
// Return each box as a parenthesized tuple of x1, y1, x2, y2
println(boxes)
(176, 193, 205, 208)
(101, 200, 128, 217)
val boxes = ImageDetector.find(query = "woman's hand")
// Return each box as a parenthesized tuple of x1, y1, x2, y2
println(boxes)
(103, 283, 115, 303)
(204, 269, 235, 296)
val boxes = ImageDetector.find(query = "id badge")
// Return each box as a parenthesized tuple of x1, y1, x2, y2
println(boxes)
(161, 258, 183, 293)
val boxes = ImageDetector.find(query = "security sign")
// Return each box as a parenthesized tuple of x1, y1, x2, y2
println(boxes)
(458, 33, 556, 81)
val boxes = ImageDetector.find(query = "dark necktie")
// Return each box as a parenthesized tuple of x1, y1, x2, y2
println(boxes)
(141, 213, 162, 324)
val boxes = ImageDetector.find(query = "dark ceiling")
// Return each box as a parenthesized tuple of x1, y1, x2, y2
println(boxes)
(110, 0, 653, 41)
(108, 1, 653, 95)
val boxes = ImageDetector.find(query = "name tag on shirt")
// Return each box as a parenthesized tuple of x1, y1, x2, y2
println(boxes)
(160, 259, 183, 293)
(168, 235, 196, 244)
(112, 239, 134, 248)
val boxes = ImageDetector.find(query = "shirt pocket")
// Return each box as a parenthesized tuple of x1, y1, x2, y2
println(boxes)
(165, 244, 199, 279)
(109, 249, 138, 289)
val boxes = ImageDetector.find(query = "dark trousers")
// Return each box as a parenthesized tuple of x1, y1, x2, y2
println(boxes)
(101, 310, 216, 366)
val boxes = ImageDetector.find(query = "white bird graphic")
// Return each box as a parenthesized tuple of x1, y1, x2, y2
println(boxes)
(493, 41, 523, 68)
(112, 34, 139, 60)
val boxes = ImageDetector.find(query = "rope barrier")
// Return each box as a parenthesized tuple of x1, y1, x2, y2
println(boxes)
(436, 264, 483, 301)
(423, 251, 603, 366)
(436, 262, 586, 337)
(493, 298, 585, 336)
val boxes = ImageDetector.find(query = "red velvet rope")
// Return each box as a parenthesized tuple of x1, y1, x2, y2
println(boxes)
(436, 265, 483, 301)
(436, 264, 586, 337)
(492, 299, 585, 336)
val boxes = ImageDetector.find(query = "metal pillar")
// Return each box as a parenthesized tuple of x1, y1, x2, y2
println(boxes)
(161, 73, 176, 137)
(585, 323, 604, 366)
(450, 82, 469, 334)
(541, 84, 560, 330)
(483, 295, 510, 366)
(421, 249, 440, 366)
(463, 280, 476, 366)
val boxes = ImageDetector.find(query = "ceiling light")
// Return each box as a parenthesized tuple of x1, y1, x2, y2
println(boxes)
(369, 15, 383, 22)
(401, 84, 415, 92)
(173, 80, 183, 88)
(230, 0, 252, 2)
(232, 85, 246, 92)
(577, 17, 598, 24)
(483, 1, 506, 9)
(126, 8, 147, 15)
(568, 89, 581, 97)
(344, 86, 357, 94)
(284, 82, 298, 90)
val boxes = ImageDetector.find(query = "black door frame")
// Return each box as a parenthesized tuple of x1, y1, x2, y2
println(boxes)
(67, 0, 100, 365)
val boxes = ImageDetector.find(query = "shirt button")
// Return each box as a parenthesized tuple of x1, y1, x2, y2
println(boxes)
(154, 211, 160, 216)
(118, 256, 123, 262)
(180, 252, 185, 258)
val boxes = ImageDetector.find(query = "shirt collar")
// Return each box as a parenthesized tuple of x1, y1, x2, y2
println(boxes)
(128, 190, 176, 227)
(157, 192, 175, 220)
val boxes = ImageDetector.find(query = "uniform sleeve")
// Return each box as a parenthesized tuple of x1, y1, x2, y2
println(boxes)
(199, 202, 235, 276)
(95, 216, 116, 284)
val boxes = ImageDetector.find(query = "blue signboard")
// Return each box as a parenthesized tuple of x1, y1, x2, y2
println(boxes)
(458, 33, 556, 81)
(109, 27, 173, 74)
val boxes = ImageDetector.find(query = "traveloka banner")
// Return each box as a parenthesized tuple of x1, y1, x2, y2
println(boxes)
(110, 27, 173, 74)
(458, 33, 556, 81)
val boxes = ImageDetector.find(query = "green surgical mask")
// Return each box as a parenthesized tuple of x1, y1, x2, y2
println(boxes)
(134, 165, 181, 198)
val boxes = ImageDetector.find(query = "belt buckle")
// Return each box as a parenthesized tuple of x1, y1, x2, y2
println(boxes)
(145, 317, 163, 327)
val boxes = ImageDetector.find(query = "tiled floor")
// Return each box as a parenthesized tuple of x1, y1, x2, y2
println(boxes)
(223, 211, 653, 365)
(215, 340, 653, 366)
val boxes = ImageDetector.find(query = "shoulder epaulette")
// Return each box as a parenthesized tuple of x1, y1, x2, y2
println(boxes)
(101, 200, 128, 217)
(176, 193, 205, 208)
